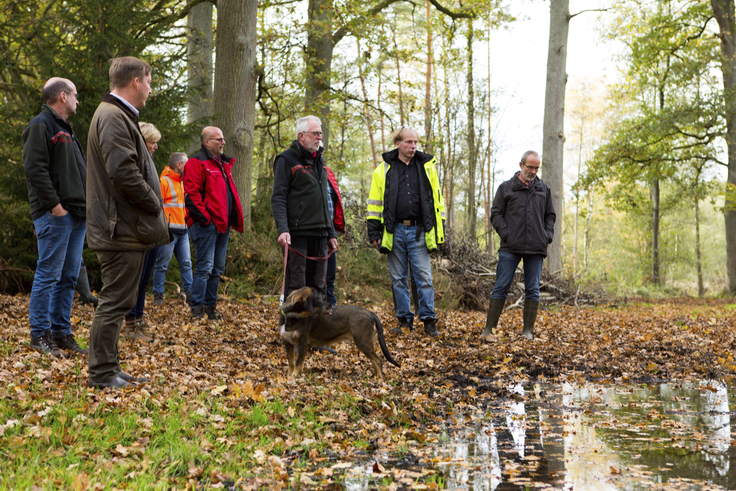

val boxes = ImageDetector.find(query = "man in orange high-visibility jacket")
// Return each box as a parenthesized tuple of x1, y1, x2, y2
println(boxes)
(151, 152, 192, 305)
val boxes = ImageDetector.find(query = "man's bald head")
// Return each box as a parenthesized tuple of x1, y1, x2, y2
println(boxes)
(43, 78, 73, 105)
(201, 126, 225, 157)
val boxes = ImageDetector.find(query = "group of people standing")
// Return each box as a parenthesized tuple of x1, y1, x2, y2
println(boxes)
(23, 57, 243, 388)
(23, 56, 556, 390)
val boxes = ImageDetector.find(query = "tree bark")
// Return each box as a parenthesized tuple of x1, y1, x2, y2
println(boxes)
(357, 39, 378, 168)
(709, 0, 736, 294)
(424, 0, 433, 152)
(542, 0, 570, 275)
(466, 20, 477, 242)
(651, 178, 660, 284)
(305, 0, 334, 152)
(393, 13, 406, 127)
(187, 1, 213, 152)
(695, 196, 704, 297)
(213, 0, 258, 229)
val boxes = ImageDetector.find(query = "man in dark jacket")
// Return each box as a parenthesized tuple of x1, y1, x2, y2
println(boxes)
(271, 116, 337, 301)
(23, 77, 88, 358)
(86, 57, 171, 389)
(366, 128, 445, 337)
(184, 126, 244, 320)
(483, 150, 556, 340)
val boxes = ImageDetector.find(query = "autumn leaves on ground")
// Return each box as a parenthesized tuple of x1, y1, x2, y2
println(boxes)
(0, 293, 735, 489)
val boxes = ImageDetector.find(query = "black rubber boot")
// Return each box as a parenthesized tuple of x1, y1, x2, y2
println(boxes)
(482, 298, 505, 338)
(76, 266, 98, 307)
(522, 298, 539, 340)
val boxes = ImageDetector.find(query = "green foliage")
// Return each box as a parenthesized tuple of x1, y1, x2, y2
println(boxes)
(0, 0, 197, 292)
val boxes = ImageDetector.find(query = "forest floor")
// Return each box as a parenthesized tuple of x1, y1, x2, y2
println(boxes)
(0, 294, 735, 490)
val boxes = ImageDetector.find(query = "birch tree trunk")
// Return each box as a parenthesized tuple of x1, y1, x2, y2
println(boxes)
(393, 14, 406, 127)
(213, 0, 258, 229)
(695, 196, 704, 297)
(651, 178, 660, 284)
(709, 0, 736, 294)
(542, 0, 570, 275)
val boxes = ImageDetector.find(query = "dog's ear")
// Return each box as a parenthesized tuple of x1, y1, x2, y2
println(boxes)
(281, 287, 314, 319)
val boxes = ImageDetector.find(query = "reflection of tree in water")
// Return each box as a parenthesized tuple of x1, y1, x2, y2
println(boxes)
(585, 382, 735, 489)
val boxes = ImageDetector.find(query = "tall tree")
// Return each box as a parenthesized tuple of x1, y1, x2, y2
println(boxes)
(213, 0, 258, 229)
(187, 1, 214, 129)
(709, 0, 736, 294)
(466, 19, 478, 242)
(542, 0, 570, 275)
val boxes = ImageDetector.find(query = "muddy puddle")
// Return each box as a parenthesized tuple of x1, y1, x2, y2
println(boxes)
(340, 381, 736, 490)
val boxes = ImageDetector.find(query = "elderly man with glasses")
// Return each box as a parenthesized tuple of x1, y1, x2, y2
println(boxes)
(271, 115, 338, 303)
(482, 150, 556, 341)
(184, 126, 244, 320)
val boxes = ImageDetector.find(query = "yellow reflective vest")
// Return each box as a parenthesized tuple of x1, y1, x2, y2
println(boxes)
(367, 150, 446, 253)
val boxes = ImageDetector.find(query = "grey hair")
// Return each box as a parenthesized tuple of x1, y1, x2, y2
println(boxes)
(296, 116, 322, 138)
(168, 152, 188, 167)
(520, 150, 539, 164)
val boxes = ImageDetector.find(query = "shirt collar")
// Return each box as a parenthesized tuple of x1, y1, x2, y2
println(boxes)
(109, 92, 139, 117)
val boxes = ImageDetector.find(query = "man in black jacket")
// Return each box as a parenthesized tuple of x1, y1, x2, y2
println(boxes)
(23, 77, 88, 358)
(271, 116, 337, 300)
(482, 150, 556, 340)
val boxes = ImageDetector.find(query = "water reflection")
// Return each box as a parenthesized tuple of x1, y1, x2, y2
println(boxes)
(433, 380, 735, 490)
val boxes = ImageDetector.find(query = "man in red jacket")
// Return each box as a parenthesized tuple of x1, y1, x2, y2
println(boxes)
(184, 126, 244, 320)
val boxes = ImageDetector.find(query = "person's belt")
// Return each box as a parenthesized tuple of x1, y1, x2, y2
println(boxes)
(399, 219, 418, 226)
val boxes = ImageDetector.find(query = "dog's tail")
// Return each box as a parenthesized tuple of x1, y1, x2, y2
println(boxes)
(373, 312, 400, 368)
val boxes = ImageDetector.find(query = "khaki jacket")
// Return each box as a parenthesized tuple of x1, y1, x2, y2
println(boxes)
(86, 95, 171, 251)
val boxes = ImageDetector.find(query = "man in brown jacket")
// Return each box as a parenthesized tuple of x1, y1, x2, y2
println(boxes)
(86, 57, 171, 389)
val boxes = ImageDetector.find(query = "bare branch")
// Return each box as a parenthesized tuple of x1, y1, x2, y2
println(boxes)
(569, 8, 609, 21)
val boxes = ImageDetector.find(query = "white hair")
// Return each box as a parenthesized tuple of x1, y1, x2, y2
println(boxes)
(296, 116, 322, 139)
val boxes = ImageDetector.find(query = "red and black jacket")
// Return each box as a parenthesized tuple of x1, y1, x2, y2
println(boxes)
(324, 166, 344, 233)
(184, 145, 244, 233)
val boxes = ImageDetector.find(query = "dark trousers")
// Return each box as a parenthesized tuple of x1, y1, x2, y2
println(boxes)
(284, 235, 328, 299)
(88, 250, 145, 383)
(324, 250, 337, 306)
(126, 247, 158, 320)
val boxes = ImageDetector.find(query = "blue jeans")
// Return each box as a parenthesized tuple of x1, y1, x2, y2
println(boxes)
(29, 211, 86, 338)
(491, 251, 545, 302)
(126, 247, 158, 319)
(189, 222, 230, 307)
(152, 230, 192, 295)
(387, 224, 436, 322)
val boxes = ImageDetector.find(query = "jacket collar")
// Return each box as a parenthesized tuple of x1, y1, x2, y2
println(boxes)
(289, 140, 323, 163)
(161, 165, 183, 182)
(102, 93, 140, 124)
(199, 144, 233, 164)
(512, 171, 540, 189)
(381, 148, 434, 168)
(41, 104, 72, 129)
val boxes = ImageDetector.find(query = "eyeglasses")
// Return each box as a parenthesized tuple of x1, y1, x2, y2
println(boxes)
(523, 164, 540, 171)
(208, 138, 226, 143)
(303, 131, 322, 137)
(63, 91, 78, 99)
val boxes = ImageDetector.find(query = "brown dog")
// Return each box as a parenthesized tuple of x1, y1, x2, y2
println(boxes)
(279, 287, 400, 379)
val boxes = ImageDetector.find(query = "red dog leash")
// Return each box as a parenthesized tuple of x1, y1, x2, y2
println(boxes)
(280, 245, 335, 300)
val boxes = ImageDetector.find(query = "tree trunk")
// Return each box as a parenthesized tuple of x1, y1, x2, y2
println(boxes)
(392, 14, 406, 127)
(466, 20, 477, 242)
(378, 63, 386, 153)
(710, 0, 736, 294)
(584, 183, 595, 270)
(651, 178, 660, 284)
(424, 0, 433, 152)
(305, 0, 334, 152)
(542, 0, 570, 275)
(213, 0, 258, 230)
(485, 24, 493, 253)
(187, 1, 213, 153)
(695, 196, 704, 297)
(357, 39, 378, 168)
